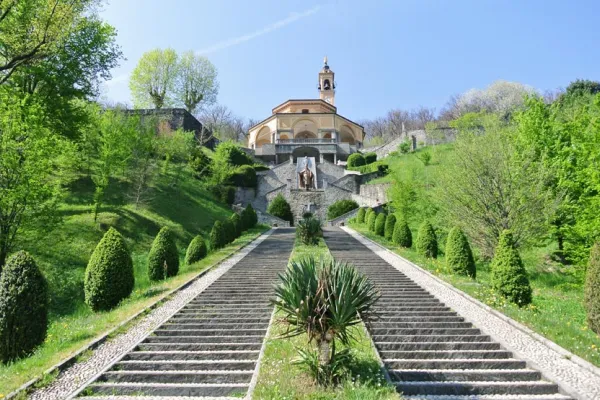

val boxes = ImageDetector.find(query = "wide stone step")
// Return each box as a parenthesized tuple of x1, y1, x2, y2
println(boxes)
(124, 351, 258, 362)
(389, 369, 542, 382)
(100, 371, 253, 384)
(372, 311, 456, 317)
(372, 307, 451, 312)
(371, 328, 481, 336)
(85, 383, 248, 397)
(179, 307, 271, 313)
(377, 342, 501, 351)
(384, 359, 527, 370)
(370, 322, 473, 329)
(135, 345, 260, 357)
(370, 317, 465, 323)
(380, 350, 513, 360)
(154, 329, 266, 337)
(142, 339, 262, 350)
(163, 322, 267, 330)
(115, 360, 256, 371)
(168, 317, 271, 324)
(395, 381, 559, 396)
(373, 335, 492, 343)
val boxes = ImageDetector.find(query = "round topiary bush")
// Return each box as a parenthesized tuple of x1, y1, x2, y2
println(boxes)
(364, 152, 377, 164)
(0, 251, 48, 363)
(356, 207, 366, 224)
(267, 194, 293, 225)
(375, 213, 386, 236)
(367, 211, 377, 232)
(223, 219, 235, 244)
(446, 227, 476, 278)
(327, 199, 359, 220)
(392, 218, 412, 247)
(85, 228, 135, 311)
(491, 230, 532, 307)
(230, 213, 242, 238)
(416, 221, 438, 258)
(148, 227, 179, 281)
(585, 243, 600, 334)
(347, 153, 366, 168)
(384, 214, 396, 241)
(185, 235, 207, 265)
(210, 220, 227, 250)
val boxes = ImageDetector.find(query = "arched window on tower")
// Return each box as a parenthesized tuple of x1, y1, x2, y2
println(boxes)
(323, 79, 331, 90)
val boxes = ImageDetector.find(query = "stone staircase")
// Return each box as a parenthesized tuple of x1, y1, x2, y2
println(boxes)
(76, 229, 295, 399)
(323, 228, 572, 400)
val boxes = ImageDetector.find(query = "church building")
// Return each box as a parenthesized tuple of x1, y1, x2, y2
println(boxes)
(248, 58, 365, 164)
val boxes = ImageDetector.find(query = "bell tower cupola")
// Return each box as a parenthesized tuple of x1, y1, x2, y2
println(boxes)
(318, 56, 335, 106)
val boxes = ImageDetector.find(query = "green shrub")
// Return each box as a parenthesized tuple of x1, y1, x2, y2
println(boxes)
(416, 221, 438, 258)
(585, 243, 600, 334)
(230, 213, 242, 238)
(399, 140, 411, 154)
(0, 251, 48, 363)
(189, 147, 211, 179)
(228, 165, 257, 187)
(148, 227, 179, 281)
(347, 153, 365, 168)
(356, 207, 366, 224)
(253, 163, 269, 172)
(446, 227, 476, 278)
(223, 219, 235, 244)
(367, 211, 377, 232)
(185, 235, 207, 265)
(392, 217, 412, 247)
(210, 220, 227, 250)
(84, 228, 135, 311)
(214, 141, 253, 166)
(302, 212, 313, 219)
(241, 204, 257, 230)
(327, 199, 359, 220)
(375, 213, 386, 236)
(384, 214, 396, 241)
(267, 194, 293, 225)
(491, 230, 532, 307)
(296, 217, 322, 245)
(209, 185, 235, 205)
(364, 152, 377, 164)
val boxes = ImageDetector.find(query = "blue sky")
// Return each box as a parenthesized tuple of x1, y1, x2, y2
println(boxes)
(100, 0, 599, 121)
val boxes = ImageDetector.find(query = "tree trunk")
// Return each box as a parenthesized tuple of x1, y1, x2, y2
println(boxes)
(318, 338, 331, 366)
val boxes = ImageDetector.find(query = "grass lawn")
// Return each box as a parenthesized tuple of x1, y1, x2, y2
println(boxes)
(349, 222, 600, 367)
(0, 166, 268, 396)
(252, 238, 399, 400)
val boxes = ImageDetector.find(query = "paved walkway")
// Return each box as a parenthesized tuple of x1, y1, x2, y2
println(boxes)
(29, 228, 295, 400)
(324, 228, 600, 400)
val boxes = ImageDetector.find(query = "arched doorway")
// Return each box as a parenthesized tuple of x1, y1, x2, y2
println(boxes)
(292, 146, 320, 163)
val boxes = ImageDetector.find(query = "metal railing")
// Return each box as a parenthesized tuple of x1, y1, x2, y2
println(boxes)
(277, 138, 337, 144)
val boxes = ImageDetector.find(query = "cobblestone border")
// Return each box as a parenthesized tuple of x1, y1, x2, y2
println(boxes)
(10, 229, 273, 400)
(343, 226, 600, 400)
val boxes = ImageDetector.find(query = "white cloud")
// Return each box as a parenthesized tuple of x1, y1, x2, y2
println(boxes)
(196, 5, 322, 55)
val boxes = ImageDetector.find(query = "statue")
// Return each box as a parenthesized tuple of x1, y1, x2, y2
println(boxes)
(298, 161, 314, 191)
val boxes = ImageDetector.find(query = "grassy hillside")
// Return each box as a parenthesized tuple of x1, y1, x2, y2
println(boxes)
(0, 167, 267, 395)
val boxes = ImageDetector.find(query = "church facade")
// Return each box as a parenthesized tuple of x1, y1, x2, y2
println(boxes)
(248, 58, 365, 164)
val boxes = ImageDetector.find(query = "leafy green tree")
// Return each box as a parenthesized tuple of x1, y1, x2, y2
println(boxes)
(327, 200, 359, 220)
(127, 117, 160, 207)
(209, 220, 226, 250)
(147, 227, 179, 281)
(392, 217, 412, 248)
(416, 221, 438, 258)
(0, 91, 76, 268)
(585, 243, 600, 334)
(267, 194, 293, 225)
(367, 211, 377, 232)
(564, 79, 600, 98)
(174, 51, 218, 113)
(189, 146, 212, 179)
(384, 214, 396, 241)
(130, 48, 178, 109)
(356, 207, 366, 224)
(157, 128, 195, 184)
(0, 251, 48, 363)
(491, 230, 532, 306)
(375, 213, 386, 236)
(227, 165, 257, 187)
(84, 228, 134, 311)
(446, 227, 476, 278)
(346, 153, 365, 168)
(185, 235, 207, 265)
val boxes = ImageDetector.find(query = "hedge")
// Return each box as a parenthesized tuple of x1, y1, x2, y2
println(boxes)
(367, 211, 377, 232)
(267, 194, 293, 225)
(392, 217, 412, 247)
(585, 243, 600, 334)
(242, 204, 258, 230)
(0, 251, 48, 363)
(223, 219, 236, 244)
(384, 214, 396, 241)
(375, 213, 386, 236)
(416, 221, 438, 258)
(364, 152, 377, 164)
(356, 207, 367, 224)
(148, 227, 179, 281)
(327, 199, 359, 220)
(445, 227, 476, 278)
(185, 235, 207, 265)
(491, 230, 532, 307)
(347, 153, 366, 168)
(210, 220, 227, 250)
(84, 228, 134, 311)
(228, 165, 257, 188)
(230, 213, 242, 238)
(209, 185, 236, 205)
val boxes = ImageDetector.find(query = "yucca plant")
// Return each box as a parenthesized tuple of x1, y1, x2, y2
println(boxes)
(272, 256, 379, 385)
(296, 216, 322, 245)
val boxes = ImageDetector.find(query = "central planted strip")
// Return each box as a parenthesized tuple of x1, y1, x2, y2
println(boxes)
(77, 228, 295, 399)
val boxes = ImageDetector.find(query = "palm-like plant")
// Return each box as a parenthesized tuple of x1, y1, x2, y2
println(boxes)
(272, 256, 379, 384)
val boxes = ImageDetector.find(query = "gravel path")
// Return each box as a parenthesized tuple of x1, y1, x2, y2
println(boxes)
(343, 226, 600, 400)
(28, 230, 273, 400)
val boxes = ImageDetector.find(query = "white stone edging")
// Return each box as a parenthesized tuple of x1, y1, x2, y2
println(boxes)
(342, 226, 600, 400)
(245, 307, 277, 399)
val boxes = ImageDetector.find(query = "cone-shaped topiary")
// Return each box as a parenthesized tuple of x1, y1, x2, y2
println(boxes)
(367, 211, 377, 232)
(392, 217, 412, 248)
(375, 213, 386, 236)
(230, 213, 242, 238)
(446, 227, 476, 278)
(242, 204, 257, 230)
(491, 230, 532, 307)
(0, 251, 48, 363)
(267, 194, 293, 225)
(416, 221, 438, 258)
(585, 243, 600, 334)
(85, 228, 135, 311)
(384, 214, 396, 241)
(223, 219, 235, 244)
(148, 227, 179, 281)
(356, 207, 366, 224)
(185, 235, 207, 265)
(210, 220, 227, 250)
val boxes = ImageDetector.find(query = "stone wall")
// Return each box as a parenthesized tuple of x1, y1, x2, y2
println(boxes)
(359, 183, 390, 204)
(317, 160, 346, 188)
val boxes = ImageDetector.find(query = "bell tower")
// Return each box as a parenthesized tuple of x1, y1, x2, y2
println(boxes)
(318, 56, 335, 106)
